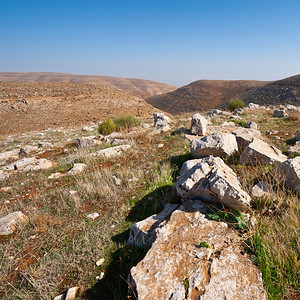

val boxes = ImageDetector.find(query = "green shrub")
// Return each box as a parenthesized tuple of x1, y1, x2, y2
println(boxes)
(228, 98, 245, 111)
(114, 115, 141, 131)
(98, 118, 116, 135)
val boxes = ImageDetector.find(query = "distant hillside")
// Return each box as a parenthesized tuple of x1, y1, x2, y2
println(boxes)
(238, 74, 300, 107)
(0, 72, 176, 99)
(146, 80, 267, 115)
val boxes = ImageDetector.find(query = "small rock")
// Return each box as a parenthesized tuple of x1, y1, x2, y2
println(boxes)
(38, 141, 53, 148)
(296, 131, 300, 141)
(89, 145, 131, 158)
(273, 109, 286, 118)
(0, 211, 29, 236)
(87, 212, 100, 220)
(0, 187, 13, 192)
(289, 141, 300, 154)
(82, 125, 95, 131)
(245, 121, 258, 130)
(96, 258, 105, 266)
(251, 181, 273, 198)
(157, 143, 164, 148)
(48, 172, 64, 179)
(67, 163, 87, 175)
(18, 148, 27, 158)
(112, 175, 122, 186)
(53, 286, 80, 300)
(190, 113, 208, 136)
(0, 170, 9, 181)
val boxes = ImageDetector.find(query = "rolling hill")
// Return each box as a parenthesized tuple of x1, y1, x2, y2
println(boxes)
(0, 72, 176, 99)
(146, 80, 268, 115)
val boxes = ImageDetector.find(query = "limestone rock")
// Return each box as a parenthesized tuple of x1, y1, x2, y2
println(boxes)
(48, 172, 64, 179)
(67, 163, 87, 175)
(53, 286, 80, 300)
(38, 141, 53, 148)
(275, 157, 300, 192)
(289, 141, 300, 154)
(245, 121, 258, 130)
(127, 203, 179, 247)
(87, 212, 100, 220)
(296, 131, 300, 141)
(239, 138, 287, 165)
(174, 156, 251, 211)
(0, 211, 29, 236)
(76, 137, 102, 148)
(152, 112, 171, 133)
(251, 181, 273, 198)
(190, 114, 208, 136)
(190, 133, 238, 158)
(112, 175, 122, 186)
(0, 170, 9, 181)
(232, 127, 262, 152)
(89, 144, 131, 158)
(128, 200, 266, 300)
(2, 157, 56, 172)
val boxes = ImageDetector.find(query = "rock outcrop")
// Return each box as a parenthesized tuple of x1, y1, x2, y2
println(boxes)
(190, 133, 238, 158)
(0, 211, 29, 236)
(67, 163, 87, 175)
(153, 112, 171, 132)
(251, 181, 273, 198)
(190, 114, 208, 136)
(232, 127, 262, 152)
(275, 157, 300, 192)
(89, 144, 131, 158)
(174, 156, 251, 211)
(239, 138, 287, 165)
(128, 200, 266, 300)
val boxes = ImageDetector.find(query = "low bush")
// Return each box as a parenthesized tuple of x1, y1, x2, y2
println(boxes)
(114, 115, 141, 131)
(98, 118, 116, 135)
(228, 98, 245, 111)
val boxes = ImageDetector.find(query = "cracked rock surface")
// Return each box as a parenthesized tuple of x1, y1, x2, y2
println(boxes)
(128, 200, 266, 300)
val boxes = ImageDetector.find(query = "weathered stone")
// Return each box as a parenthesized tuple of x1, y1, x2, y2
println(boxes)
(273, 109, 286, 118)
(128, 200, 266, 300)
(53, 286, 80, 300)
(232, 127, 262, 152)
(296, 131, 300, 141)
(48, 172, 64, 179)
(38, 141, 53, 148)
(0, 170, 9, 181)
(174, 156, 251, 211)
(112, 175, 122, 186)
(0, 146, 38, 166)
(67, 163, 87, 175)
(2, 157, 56, 172)
(82, 125, 95, 131)
(87, 212, 100, 220)
(248, 103, 260, 109)
(245, 121, 258, 130)
(251, 181, 273, 198)
(275, 157, 300, 192)
(0, 186, 12, 192)
(288, 141, 300, 154)
(0, 211, 29, 236)
(190, 114, 208, 136)
(239, 138, 287, 165)
(190, 133, 238, 158)
(153, 112, 171, 129)
(89, 144, 131, 158)
(127, 203, 179, 247)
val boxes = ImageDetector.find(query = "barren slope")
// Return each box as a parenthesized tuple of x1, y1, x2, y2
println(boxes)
(146, 80, 267, 115)
(0, 72, 176, 99)
(0, 81, 157, 136)
(238, 74, 300, 106)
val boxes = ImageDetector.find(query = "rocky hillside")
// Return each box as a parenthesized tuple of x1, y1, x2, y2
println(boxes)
(0, 81, 158, 136)
(238, 74, 300, 106)
(146, 80, 267, 115)
(0, 72, 176, 99)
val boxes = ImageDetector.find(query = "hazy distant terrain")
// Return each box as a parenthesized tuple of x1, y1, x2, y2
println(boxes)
(0, 72, 176, 99)
(146, 80, 268, 114)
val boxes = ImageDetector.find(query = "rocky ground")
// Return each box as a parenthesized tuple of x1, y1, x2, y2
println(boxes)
(0, 101, 299, 299)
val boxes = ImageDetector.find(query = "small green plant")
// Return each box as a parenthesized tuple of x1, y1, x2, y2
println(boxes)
(228, 98, 245, 111)
(98, 118, 116, 135)
(199, 241, 210, 248)
(230, 119, 246, 127)
(114, 115, 141, 131)
(183, 278, 189, 298)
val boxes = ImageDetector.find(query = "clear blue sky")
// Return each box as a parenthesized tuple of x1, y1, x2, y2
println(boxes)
(0, 0, 299, 86)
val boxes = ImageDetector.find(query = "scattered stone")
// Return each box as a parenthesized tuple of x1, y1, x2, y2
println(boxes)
(248, 103, 260, 109)
(127, 203, 179, 247)
(76, 137, 102, 148)
(245, 121, 258, 130)
(110, 138, 126, 145)
(233, 108, 245, 115)
(96, 272, 105, 280)
(142, 123, 151, 129)
(87, 212, 100, 220)
(174, 156, 251, 211)
(157, 143, 164, 148)
(275, 157, 300, 192)
(296, 131, 300, 141)
(239, 138, 287, 165)
(82, 125, 95, 131)
(0, 186, 13, 192)
(267, 130, 279, 135)
(112, 175, 122, 186)
(220, 121, 236, 127)
(190, 133, 238, 158)
(251, 181, 273, 198)
(48, 172, 64, 179)
(190, 113, 208, 136)
(22, 158, 56, 172)
(152, 112, 171, 133)
(89, 144, 131, 158)
(96, 258, 105, 266)
(233, 127, 262, 152)
(18, 148, 27, 158)
(273, 136, 281, 140)
(0, 170, 9, 181)
(273, 109, 286, 118)
(0, 211, 29, 236)
(67, 163, 87, 175)
(128, 200, 266, 300)
(289, 141, 300, 154)
(53, 286, 80, 300)
(38, 141, 53, 148)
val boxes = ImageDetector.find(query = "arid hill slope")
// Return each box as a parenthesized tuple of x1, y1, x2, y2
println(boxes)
(0, 81, 157, 136)
(146, 80, 267, 115)
(238, 74, 300, 107)
(0, 72, 176, 99)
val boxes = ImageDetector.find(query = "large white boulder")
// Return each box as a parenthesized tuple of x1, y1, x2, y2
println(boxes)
(232, 127, 262, 152)
(128, 200, 266, 300)
(190, 113, 208, 136)
(67, 163, 87, 175)
(190, 133, 238, 158)
(174, 156, 251, 211)
(275, 157, 300, 192)
(239, 138, 287, 165)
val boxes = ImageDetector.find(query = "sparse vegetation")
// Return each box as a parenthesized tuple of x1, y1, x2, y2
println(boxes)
(98, 117, 116, 135)
(228, 98, 245, 111)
